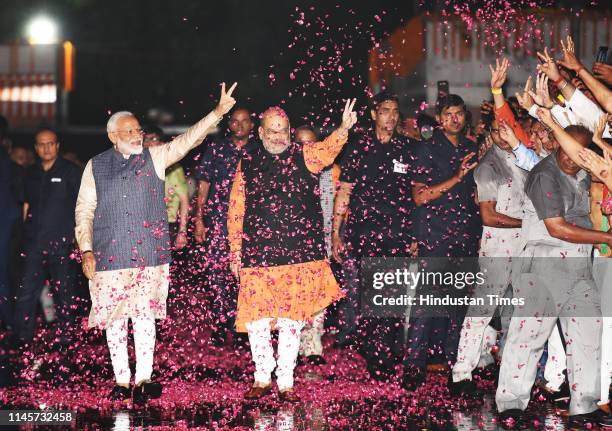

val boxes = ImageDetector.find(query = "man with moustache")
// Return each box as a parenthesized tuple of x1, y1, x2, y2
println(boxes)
(403, 94, 482, 390)
(14, 128, 81, 348)
(75, 82, 237, 404)
(194, 107, 258, 348)
(228, 100, 357, 401)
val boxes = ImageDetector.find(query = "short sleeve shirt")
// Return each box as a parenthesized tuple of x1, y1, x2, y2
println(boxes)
(338, 131, 415, 253)
(524, 152, 591, 229)
(24, 157, 82, 247)
(195, 137, 259, 238)
(473, 144, 527, 219)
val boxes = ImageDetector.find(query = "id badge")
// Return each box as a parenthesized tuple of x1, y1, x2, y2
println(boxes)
(393, 159, 408, 174)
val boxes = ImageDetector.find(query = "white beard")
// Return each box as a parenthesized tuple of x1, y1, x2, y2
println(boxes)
(262, 139, 290, 154)
(115, 138, 143, 156)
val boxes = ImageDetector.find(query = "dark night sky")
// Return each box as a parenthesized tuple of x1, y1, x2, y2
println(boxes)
(0, 0, 414, 128)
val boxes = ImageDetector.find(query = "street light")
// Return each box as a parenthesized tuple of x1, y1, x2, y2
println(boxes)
(26, 16, 59, 45)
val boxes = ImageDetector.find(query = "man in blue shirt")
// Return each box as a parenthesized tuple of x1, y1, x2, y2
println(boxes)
(194, 107, 258, 347)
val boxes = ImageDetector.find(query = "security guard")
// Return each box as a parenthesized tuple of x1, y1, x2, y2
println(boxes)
(14, 128, 81, 347)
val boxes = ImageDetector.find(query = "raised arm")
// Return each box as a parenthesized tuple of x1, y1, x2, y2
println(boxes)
(578, 147, 612, 192)
(150, 82, 238, 170)
(558, 36, 612, 114)
(491, 58, 530, 145)
(304, 98, 357, 173)
(536, 107, 585, 169)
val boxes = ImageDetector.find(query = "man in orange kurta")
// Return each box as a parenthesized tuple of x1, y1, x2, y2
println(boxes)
(227, 100, 357, 401)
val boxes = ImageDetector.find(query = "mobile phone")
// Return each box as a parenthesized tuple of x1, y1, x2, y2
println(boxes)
(437, 80, 449, 98)
(595, 46, 609, 64)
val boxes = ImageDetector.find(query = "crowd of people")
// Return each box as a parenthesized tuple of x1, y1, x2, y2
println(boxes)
(1, 35, 612, 427)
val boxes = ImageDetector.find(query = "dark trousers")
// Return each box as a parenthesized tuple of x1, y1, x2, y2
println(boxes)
(337, 233, 412, 373)
(207, 255, 238, 339)
(0, 218, 14, 326)
(14, 242, 77, 345)
(203, 229, 239, 341)
(403, 244, 478, 373)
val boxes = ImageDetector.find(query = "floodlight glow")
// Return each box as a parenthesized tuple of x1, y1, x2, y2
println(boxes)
(26, 16, 59, 45)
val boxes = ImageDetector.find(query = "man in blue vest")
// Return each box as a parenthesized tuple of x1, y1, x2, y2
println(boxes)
(75, 82, 237, 404)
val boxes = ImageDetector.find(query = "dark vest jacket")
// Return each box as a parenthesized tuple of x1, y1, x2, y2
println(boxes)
(241, 143, 326, 268)
(92, 147, 170, 271)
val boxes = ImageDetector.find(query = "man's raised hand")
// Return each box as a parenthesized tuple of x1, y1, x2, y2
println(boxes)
(489, 57, 509, 89)
(516, 76, 535, 111)
(214, 82, 238, 118)
(340, 98, 358, 132)
(536, 47, 562, 82)
(528, 73, 554, 109)
(558, 35, 583, 72)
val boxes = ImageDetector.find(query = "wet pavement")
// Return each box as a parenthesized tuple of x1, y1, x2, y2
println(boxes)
(0, 334, 601, 430)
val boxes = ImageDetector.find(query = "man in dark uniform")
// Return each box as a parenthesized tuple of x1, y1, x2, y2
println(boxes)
(332, 91, 416, 381)
(14, 128, 82, 347)
(194, 107, 258, 347)
(404, 94, 482, 389)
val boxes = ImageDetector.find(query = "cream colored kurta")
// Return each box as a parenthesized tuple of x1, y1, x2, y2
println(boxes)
(75, 111, 220, 329)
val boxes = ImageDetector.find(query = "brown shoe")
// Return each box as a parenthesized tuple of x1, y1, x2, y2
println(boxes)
(426, 363, 449, 373)
(279, 388, 300, 403)
(244, 384, 272, 400)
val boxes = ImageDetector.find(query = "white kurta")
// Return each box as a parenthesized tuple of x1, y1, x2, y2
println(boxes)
(75, 111, 221, 329)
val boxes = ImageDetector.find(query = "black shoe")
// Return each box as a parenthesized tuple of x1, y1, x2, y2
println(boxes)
(551, 380, 570, 404)
(498, 408, 525, 425)
(569, 409, 608, 428)
(305, 355, 326, 366)
(600, 412, 612, 427)
(133, 381, 162, 405)
(402, 367, 425, 391)
(448, 377, 484, 400)
(108, 385, 131, 403)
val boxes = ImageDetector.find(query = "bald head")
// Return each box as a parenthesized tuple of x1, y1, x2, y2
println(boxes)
(260, 107, 289, 128)
(259, 106, 291, 154)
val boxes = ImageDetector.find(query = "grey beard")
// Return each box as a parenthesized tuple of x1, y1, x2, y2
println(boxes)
(263, 141, 290, 154)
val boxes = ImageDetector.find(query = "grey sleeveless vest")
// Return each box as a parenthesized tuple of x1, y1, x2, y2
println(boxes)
(91, 147, 170, 271)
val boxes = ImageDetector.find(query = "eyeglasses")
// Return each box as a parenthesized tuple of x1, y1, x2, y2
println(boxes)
(113, 128, 144, 136)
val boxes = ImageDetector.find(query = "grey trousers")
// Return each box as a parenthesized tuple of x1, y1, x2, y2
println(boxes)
(495, 268, 601, 415)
